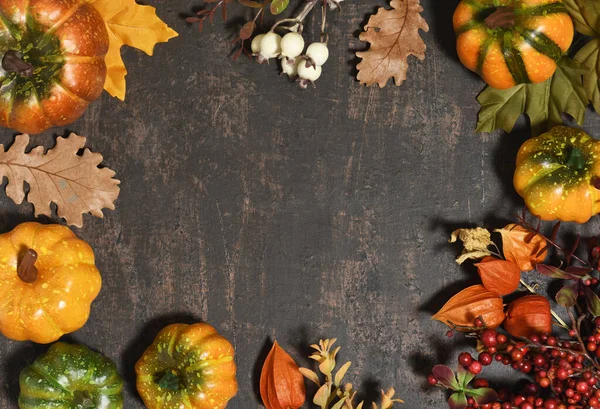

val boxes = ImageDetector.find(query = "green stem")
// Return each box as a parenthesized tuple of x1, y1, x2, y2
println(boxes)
(158, 370, 180, 391)
(73, 391, 95, 409)
(520, 279, 569, 329)
(567, 147, 585, 170)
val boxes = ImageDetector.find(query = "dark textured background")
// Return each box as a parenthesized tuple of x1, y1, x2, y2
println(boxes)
(1, 0, 600, 408)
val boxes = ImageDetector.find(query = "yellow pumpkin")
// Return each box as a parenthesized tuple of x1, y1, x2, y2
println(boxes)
(514, 126, 600, 223)
(136, 323, 238, 409)
(0, 222, 101, 343)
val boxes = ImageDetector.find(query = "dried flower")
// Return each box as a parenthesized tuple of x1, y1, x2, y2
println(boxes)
(475, 257, 521, 296)
(260, 341, 306, 409)
(449, 228, 493, 264)
(495, 224, 547, 271)
(504, 295, 552, 338)
(433, 285, 505, 330)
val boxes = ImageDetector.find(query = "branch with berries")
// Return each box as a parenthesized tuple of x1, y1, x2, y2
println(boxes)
(428, 215, 600, 409)
(186, 0, 429, 88)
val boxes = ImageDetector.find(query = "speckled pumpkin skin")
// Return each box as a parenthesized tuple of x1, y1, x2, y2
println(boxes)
(514, 126, 600, 223)
(0, 0, 109, 134)
(0, 222, 102, 343)
(453, 0, 574, 89)
(19, 342, 123, 409)
(136, 323, 238, 409)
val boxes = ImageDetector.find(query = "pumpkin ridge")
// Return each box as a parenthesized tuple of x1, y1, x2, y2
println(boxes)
(501, 38, 530, 84)
(476, 36, 494, 74)
(39, 0, 84, 38)
(521, 2, 567, 17)
(28, 361, 71, 394)
(520, 29, 563, 62)
(27, 286, 65, 337)
(456, 19, 483, 35)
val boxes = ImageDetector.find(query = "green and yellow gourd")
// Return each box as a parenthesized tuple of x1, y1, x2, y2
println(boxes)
(453, 0, 574, 89)
(514, 126, 600, 224)
(19, 342, 123, 409)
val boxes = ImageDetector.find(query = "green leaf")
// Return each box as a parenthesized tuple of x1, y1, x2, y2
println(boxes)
(432, 365, 460, 390)
(585, 287, 600, 317)
(270, 0, 289, 15)
(556, 283, 579, 307)
(575, 39, 600, 112)
(537, 264, 581, 280)
(476, 58, 590, 136)
(448, 392, 468, 409)
(563, 0, 600, 37)
(456, 364, 475, 389)
(466, 388, 498, 405)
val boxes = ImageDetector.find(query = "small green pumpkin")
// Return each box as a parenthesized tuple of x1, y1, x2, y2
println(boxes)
(19, 342, 123, 409)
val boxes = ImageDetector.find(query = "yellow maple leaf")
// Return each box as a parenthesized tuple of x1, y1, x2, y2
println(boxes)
(90, 0, 178, 100)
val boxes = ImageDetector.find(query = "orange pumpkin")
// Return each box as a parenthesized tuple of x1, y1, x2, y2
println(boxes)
(0, 0, 109, 134)
(0, 222, 101, 343)
(453, 0, 574, 89)
(514, 126, 600, 223)
(136, 323, 238, 409)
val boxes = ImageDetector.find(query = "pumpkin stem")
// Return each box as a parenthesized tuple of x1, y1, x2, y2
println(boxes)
(73, 390, 95, 408)
(17, 249, 38, 283)
(566, 147, 585, 171)
(484, 7, 516, 29)
(2, 50, 34, 78)
(158, 370, 181, 391)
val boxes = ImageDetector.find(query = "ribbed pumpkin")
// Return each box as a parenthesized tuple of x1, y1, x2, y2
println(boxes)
(453, 0, 574, 89)
(514, 126, 600, 224)
(0, 0, 109, 134)
(19, 342, 123, 409)
(136, 323, 238, 409)
(0, 222, 102, 343)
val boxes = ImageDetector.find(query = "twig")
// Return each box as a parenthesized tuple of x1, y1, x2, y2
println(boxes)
(520, 279, 569, 329)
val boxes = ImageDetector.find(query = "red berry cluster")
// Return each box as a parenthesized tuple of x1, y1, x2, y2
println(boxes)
(429, 319, 600, 409)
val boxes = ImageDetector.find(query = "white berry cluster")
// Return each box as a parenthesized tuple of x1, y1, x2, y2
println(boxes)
(251, 31, 329, 89)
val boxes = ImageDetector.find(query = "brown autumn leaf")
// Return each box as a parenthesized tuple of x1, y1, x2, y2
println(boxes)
(0, 134, 120, 228)
(356, 0, 429, 87)
(260, 341, 306, 409)
(432, 284, 505, 330)
(495, 224, 547, 272)
(475, 257, 521, 296)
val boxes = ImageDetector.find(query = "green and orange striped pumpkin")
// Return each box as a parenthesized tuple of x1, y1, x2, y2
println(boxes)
(453, 0, 574, 90)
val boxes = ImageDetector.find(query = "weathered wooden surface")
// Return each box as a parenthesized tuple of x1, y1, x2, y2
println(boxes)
(1, 0, 600, 407)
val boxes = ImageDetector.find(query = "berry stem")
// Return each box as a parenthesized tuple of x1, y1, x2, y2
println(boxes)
(520, 279, 569, 330)
(320, 0, 328, 43)
(516, 215, 591, 268)
(567, 309, 600, 371)
(273, 0, 319, 33)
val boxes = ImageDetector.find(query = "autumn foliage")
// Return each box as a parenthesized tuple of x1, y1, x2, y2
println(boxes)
(475, 257, 521, 296)
(260, 341, 306, 409)
(495, 224, 547, 271)
(504, 295, 552, 338)
(432, 285, 504, 330)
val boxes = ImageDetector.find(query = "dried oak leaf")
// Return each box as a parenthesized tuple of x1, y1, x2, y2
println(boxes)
(0, 134, 120, 228)
(91, 0, 179, 100)
(356, 0, 429, 87)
